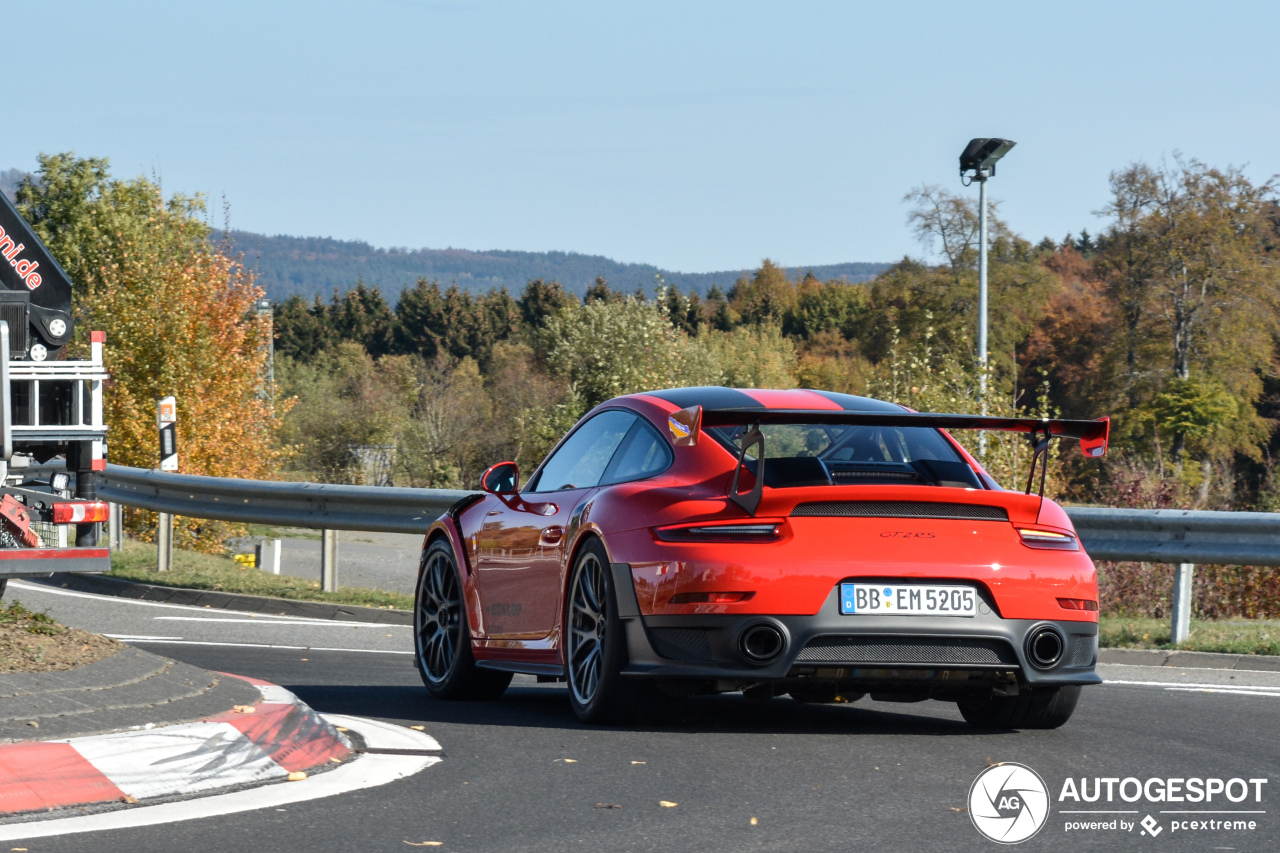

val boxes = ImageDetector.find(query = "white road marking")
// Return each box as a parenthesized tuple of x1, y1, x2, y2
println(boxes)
(1164, 687, 1280, 697)
(151, 616, 408, 628)
(0, 716, 440, 840)
(115, 638, 413, 655)
(9, 581, 406, 627)
(1104, 679, 1280, 691)
(103, 634, 184, 641)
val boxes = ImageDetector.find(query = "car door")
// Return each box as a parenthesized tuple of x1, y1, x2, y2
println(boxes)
(474, 410, 639, 638)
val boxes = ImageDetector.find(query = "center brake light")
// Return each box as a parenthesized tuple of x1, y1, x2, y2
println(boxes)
(53, 501, 110, 524)
(654, 521, 782, 543)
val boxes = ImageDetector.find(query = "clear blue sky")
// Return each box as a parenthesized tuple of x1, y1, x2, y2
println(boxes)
(9, 1, 1279, 273)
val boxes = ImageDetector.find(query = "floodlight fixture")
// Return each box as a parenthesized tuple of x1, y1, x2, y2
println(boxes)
(959, 138, 1016, 179)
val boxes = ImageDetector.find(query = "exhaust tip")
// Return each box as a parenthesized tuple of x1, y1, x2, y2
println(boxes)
(739, 623, 786, 664)
(1026, 626, 1065, 669)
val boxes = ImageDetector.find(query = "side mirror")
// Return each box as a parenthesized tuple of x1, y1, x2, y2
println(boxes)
(481, 461, 519, 495)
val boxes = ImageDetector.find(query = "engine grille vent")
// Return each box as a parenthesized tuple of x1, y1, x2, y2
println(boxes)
(0, 301, 28, 358)
(648, 627, 714, 661)
(790, 501, 1009, 521)
(1070, 635, 1098, 667)
(795, 635, 1018, 666)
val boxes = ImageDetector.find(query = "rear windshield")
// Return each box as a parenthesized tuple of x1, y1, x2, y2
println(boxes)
(708, 423, 964, 465)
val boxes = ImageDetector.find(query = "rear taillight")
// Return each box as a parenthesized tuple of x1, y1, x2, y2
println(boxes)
(53, 501, 110, 524)
(654, 521, 782, 542)
(1017, 528, 1079, 551)
(669, 591, 755, 604)
(1057, 597, 1099, 612)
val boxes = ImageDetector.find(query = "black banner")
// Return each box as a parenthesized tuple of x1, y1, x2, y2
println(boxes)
(0, 190, 74, 314)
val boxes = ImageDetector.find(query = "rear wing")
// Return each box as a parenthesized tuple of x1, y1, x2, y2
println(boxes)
(665, 406, 1110, 514)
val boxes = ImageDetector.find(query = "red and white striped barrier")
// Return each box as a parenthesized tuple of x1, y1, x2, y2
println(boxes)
(0, 675, 350, 815)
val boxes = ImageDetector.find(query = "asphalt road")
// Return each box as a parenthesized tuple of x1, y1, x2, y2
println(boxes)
(7, 581, 1280, 852)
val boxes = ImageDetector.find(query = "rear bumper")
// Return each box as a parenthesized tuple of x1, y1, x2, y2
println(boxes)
(0, 547, 111, 577)
(610, 562, 1100, 687)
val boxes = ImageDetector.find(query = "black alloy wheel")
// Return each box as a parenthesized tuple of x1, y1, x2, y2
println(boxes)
(413, 540, 511, 700)
(566, 538, 640, 723)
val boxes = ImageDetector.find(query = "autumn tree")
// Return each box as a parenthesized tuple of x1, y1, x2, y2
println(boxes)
(17, 153, 285, 550)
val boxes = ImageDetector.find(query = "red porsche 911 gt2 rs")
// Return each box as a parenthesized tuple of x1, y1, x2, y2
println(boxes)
(413, 387, 1109, 728)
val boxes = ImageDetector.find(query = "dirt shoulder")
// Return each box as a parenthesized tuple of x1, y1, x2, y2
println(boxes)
(0, 599, 118, 674)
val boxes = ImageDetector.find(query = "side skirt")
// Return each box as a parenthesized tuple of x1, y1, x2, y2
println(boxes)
(475, 660, 566, 678)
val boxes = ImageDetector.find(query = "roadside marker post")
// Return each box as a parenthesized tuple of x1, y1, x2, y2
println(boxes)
(256, 538, 282, 575)
(108, 502, 123, 550)
(156, 397, 177, 571)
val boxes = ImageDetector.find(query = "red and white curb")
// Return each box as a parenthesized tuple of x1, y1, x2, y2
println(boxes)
(0, 674, 352, 817)
(0, 713, 440, 841)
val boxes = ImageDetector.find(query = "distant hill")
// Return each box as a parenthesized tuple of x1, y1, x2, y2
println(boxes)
(218, 230, 891, 302)
(1, 168, 889, 301)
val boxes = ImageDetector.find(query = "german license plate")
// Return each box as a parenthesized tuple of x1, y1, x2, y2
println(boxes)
(840, 583, 976, 617)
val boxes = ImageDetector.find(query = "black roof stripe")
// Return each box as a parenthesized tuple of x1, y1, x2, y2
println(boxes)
(646, 386, 905, 413)
(645, 387, 762, 409)
(807, 389, 905, 413)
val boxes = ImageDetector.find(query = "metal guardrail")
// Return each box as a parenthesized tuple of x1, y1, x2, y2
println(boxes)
(99, 464, 475, 535)
(1067, 507, 1280, 567)
(98, 464, 1280, 643)
(100, 464, 1280, 566)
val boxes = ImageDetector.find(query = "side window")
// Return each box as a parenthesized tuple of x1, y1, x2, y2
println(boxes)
(528, 410, 637, 492)
(601, 419, 672, 485)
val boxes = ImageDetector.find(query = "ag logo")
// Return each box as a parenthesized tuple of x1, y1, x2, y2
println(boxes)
(968, 762, 1050, 844)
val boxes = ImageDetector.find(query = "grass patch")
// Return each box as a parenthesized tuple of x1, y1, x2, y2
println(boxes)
(1099, 616, 1280, 656)
(0, 600, 118, 673)
(242, 524, 322, 541)
(109, 539, 412, 611)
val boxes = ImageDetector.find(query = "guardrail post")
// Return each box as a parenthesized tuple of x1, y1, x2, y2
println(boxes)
(321, 529, 338, 591)
(1171, 562, 1194, 644)
(157, 512, 173, 572)
(108, 502, 123, 551)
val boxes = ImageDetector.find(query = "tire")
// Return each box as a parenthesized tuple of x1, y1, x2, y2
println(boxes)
(958, 685, 1081, 729)
(414, 540, 512, 701)
(565, 537, 642, 723)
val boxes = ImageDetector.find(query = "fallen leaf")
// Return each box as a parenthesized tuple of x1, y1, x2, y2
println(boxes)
(594, 803, 624, 809)
(659, 801, 678, 808)
(329, 757, 343, 764)
(949, 807, 967, 812)
(403, 843, 443, 847)
(300, 658, 308, 661)
(750, 817, 758, 826)
(25, 721, 37, 729)
(287, 771, 308, 782)
(233, 705, 256, 714)
(121, 795, 140, 804)
(554, 758, 578, 763)
(409, 725, 425, 731)
(631, 761, 646, 765)
(12, 847, 28, 851)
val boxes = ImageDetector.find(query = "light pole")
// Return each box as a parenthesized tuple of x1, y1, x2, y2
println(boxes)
(959, 138, 1015, 456)
(255, 297, 274, 400)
